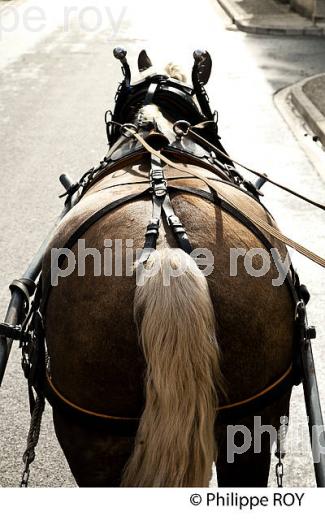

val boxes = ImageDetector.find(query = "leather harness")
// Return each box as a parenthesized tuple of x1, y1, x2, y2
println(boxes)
(30, 62, 319, 432)
(41, 139, 306, 430)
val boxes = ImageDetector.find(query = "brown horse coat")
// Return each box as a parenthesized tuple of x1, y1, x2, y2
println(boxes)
(43, 160, 295, 486)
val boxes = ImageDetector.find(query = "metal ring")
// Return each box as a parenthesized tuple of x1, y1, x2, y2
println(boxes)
(121, 123, 138, 138)
(173, 120, 191, 137)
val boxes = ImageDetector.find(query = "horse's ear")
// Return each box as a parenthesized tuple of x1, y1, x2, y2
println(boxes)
(138, 50, 152, 72)
(193, 50, 212, 85)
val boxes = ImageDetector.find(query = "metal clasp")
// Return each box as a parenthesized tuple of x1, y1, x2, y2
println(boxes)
(168, 215, 185, 234)
(145, 218, 160, 237)
(173, 120, 191, 139)
(151, 169, 167, 198)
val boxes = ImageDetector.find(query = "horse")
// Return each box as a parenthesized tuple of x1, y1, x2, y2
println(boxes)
(41, 51, 297, 487)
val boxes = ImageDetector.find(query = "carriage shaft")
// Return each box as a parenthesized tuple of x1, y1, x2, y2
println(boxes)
(0, 180, 77, 386)
(302, 341, 325, 487)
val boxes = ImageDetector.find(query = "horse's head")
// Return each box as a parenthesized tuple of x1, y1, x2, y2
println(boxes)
(107, 47, 215, 146)
(134, 56, 190, 142)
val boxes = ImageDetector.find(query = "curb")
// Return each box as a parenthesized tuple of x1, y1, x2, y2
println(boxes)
(217, 0, 325, 37)
(290, 75, 325, 147)
(274, 86, 325, 180)
(217, 0, 247, 22)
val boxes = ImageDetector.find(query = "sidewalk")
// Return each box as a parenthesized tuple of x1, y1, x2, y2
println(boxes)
(216, 1, 325, 146)
(290, 74, 325, 146)
(217, 0, 325, 36)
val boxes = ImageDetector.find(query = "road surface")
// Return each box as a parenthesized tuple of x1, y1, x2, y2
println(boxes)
(0, 0, 324, 487)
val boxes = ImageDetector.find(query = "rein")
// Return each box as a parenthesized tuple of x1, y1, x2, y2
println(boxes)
(187, 124, 325, 212)
(126, 127, 325, 268)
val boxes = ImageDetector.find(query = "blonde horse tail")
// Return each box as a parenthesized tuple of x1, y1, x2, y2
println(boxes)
(121, 248, 223, 487)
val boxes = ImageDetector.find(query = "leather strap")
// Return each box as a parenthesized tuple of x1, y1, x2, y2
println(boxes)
(144, 81, 159, 106)
(128, 129, 325, 268)
(138, 156, 166, 265)
(41, 188, 149, 312)
(162, 194, 193, 254)
(41, 182, 300, 311)
(168, 184, 299, 304)
(45, 363, 294, 430)
(81, 145, 232, 196)
(188, 126, 325, 212)
(138, 155, 193, 262)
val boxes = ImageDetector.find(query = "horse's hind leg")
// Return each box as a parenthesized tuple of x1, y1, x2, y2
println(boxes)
(216, 426, 272, 486)
(53, 410, 135, 487)
(216, 392, 291, 487)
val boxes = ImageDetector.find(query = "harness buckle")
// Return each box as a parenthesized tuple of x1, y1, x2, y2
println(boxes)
(224, 164, 244, 184)
(145, 218, 160, 236)
(168, 215, 185, 234)
(151, 170, 164, 182)
(150, 169, 167, 198)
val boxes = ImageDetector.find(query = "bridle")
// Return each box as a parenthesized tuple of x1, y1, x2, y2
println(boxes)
(107, 47, 216, 146)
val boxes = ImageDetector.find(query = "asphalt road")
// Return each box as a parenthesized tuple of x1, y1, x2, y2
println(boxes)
(0, 0, 324, 487)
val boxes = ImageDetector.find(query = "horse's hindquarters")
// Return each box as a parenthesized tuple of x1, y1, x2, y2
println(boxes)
(43, 187, 295, 486)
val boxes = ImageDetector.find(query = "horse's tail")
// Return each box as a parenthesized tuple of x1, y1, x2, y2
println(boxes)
(121, 248, 223, 487)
